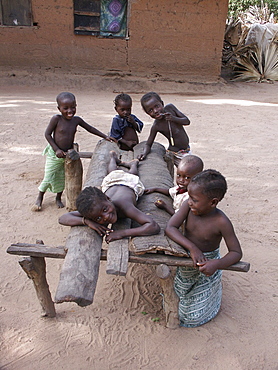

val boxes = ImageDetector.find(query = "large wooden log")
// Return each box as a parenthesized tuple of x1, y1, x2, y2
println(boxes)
(55, 226, 103, 306)
(65, 149, 83, 211)
(55, 139, 119, 306)
(156, 264, 179, 329)
(132, 141, 189, 257)
(84, 140, 118, 187)
(7, 243, 251, 272)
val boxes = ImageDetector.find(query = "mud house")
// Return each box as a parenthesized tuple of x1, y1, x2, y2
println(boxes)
(0, 0, 228, 81)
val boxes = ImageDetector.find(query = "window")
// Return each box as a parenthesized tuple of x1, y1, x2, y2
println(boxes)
(0, 0, 32, 26)
(74, 0, 128, 38)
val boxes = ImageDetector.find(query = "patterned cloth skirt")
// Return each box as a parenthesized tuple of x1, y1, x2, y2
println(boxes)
(174, 248, 222, 327)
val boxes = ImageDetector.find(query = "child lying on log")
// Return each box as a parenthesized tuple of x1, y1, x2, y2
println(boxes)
(59, 151, 160, 243)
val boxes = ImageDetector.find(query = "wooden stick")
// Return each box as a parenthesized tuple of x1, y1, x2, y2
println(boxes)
(78, 151, 94, 158)
(19, 257, 56, 317)
(18, 240, 56, 317)
(156, 264, 179, 329)
(7, 243, 250, 272)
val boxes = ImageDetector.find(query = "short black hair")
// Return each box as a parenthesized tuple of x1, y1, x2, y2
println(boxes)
(140, 92, 163, 108)
(56, 92, 76, 105)
(191, 169, 227, 201)
(179, 155, 204, 173)
(76, 186, 107, 217)
(114, 93, 132, 106)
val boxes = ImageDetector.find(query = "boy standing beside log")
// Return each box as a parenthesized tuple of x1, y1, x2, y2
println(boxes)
(138, 92, 191, 166)
(165, 169, 242, 327)
(31, 92, 115, 211)
(59, 151, 160, 242)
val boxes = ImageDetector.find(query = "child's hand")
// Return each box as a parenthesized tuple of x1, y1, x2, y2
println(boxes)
(190, 247, 208, 268)
(55, 149, 66, 158)
(138, 153, 146, 161)
(105, 229, 123, 243)
(67, 149, 80, 160)
(155, 199, 166, 209)
(126, 115, 136, 124)
(197, 259, 220, 277)
(105, 136, 117, 143)
(144, 188, 156, 194)
(164, 112, 173, 121)
(85, 219, 112, 237)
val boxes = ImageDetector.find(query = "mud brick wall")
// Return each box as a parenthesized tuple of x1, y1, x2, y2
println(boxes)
(0, 0, 228, 80)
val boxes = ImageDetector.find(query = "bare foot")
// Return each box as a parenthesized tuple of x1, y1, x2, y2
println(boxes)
(31, 196, 43, 212)
(31, 203, 42, 212)
(110, 150, 121, 165)
(118, 161, 131, 168)
(125, 158, 139, 167)
(56, 199, 65, 208)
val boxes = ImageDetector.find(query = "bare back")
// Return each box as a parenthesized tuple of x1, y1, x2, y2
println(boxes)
(105, 185, 137, 218)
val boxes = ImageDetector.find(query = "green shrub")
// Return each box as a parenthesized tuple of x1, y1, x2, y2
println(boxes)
(228, 0, 278, 19)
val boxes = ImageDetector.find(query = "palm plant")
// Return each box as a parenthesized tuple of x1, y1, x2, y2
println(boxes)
(232, 34, 278, 82)
(223, 2, 278, 82)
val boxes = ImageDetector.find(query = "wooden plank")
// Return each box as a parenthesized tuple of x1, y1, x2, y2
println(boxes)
(78, 151, 93, 158)
(106, 149, 133, 276)
(106, 218, 130, 276)
(127, 252, 250, 273)
(7, 243, 250, 273)
(74, 11, 100, 16)
(132, 141, 189, 257)
(7, 244, 66, 258)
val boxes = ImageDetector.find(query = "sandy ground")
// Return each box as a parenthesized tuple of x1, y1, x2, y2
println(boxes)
(1, 76, 278, 370)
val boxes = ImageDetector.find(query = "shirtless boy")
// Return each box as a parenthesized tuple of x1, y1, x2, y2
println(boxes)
(165, 169, 242, 327)
(59, 151, 160, 243)
(31, 92, 115, 211)
(109, 93, 144, 151)
(144, 154, 203, 215)
(138, 92, 190, 166)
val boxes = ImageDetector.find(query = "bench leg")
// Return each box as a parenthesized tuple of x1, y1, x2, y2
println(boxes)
(19, 256, 56, 318)
(156, 264, 179, 329)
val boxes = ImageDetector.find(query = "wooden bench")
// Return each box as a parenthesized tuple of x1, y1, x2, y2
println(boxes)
(6, 140, 250, 329)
